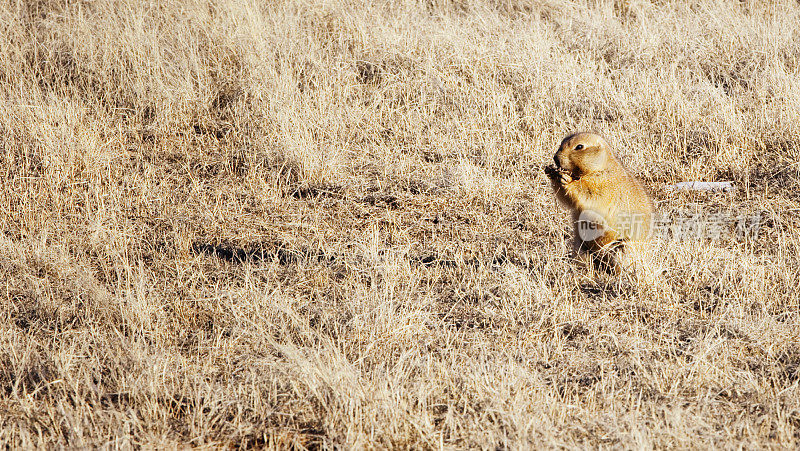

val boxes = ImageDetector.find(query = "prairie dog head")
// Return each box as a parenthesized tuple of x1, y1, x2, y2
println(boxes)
(554, 132, 612, 178)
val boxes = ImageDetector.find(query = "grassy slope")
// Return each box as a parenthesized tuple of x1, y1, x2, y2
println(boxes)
(1, 0, 799, 447)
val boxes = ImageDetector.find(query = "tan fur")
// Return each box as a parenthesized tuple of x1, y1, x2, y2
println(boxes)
(545, 132, 654, 272)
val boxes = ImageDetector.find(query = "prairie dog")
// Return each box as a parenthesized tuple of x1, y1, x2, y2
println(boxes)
(545, 133, 653, 271)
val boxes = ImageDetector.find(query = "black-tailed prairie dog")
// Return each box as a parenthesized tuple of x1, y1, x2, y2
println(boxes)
(545, 132, 653, 272)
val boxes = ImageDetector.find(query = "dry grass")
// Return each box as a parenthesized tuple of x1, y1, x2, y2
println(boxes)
(1, 0, 799, 448)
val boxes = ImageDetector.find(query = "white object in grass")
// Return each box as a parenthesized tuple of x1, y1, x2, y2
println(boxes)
(664, 181, 734, 192)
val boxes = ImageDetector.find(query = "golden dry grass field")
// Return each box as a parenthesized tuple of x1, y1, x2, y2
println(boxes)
(1, 0, 799, 448)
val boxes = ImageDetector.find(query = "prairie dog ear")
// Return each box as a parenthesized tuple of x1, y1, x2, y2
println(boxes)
(575, 145, 608, 173)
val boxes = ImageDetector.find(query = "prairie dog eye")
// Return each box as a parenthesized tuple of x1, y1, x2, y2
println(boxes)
(575, 144, 584, 150)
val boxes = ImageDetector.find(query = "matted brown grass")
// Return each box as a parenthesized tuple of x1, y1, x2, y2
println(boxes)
(1, 0, 799, 448)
